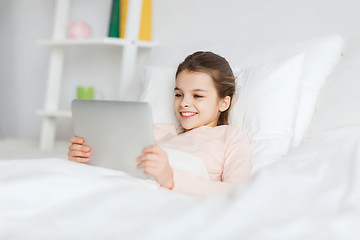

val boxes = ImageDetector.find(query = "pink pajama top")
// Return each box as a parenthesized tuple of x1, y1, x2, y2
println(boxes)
(154, 124, 252, 197)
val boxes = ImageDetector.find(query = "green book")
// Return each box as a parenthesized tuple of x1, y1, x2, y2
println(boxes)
(108, 0, 120, 38)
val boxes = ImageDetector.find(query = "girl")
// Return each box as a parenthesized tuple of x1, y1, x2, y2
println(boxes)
(68, 51, 252, 196)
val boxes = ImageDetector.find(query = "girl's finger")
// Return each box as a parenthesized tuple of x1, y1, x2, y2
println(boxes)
(142, 153, 161, 162)
(136, 160, 157, 169)
(142, 145, 159, 154)
(69, 144, 90, 152)
(69, 150, 91, 158)
(69, 156, 90, 163)
(142, 166, 157, 175)
(70, 136, 85, 144)
(136, 153, 157, 162)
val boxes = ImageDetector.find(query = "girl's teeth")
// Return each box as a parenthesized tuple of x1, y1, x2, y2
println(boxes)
(182, 112, 196, 116)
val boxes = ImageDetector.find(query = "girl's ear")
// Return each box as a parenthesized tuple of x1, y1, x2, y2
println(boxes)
(219, 96, 231, 112)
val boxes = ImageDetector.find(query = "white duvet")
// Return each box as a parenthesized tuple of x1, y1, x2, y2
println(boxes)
(1, 127, 359, 240)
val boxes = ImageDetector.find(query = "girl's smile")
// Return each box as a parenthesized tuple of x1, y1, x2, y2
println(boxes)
(180, 111, 198, 118)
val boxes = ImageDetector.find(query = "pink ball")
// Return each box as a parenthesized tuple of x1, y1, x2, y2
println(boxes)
(68, 20, 92, 39)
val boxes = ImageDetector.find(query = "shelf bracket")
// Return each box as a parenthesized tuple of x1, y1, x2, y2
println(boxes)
(39, 0, 70, 151)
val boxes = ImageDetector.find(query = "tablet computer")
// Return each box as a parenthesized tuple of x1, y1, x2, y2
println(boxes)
(71, 99, 154, 179)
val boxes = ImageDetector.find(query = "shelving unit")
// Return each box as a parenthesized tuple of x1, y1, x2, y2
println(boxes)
(39, 0, 154, 151)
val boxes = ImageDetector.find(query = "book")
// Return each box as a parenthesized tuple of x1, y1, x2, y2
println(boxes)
(139, 0, 152, 41)
(108, 0, 120, 38)
(119, 0, 152, 41)
(119, 0, 128, 39)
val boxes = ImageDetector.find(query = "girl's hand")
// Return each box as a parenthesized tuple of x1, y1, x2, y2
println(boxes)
(136, 145, 174, 189)
(68, 136, 92, 163)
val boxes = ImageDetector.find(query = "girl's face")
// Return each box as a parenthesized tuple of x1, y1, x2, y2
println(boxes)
(174, 70, 229, 131)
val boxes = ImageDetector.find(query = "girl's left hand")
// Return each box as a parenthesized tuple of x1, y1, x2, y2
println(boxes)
(136, 145, 174, 189)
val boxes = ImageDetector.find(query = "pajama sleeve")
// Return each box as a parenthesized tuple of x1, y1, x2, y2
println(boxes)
(222, 128, 252, 184)
(153, 124, 179, 141)
(172, 128, 252, 197)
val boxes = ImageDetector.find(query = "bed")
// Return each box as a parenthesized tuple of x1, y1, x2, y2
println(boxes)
(1, 34, 359, 239)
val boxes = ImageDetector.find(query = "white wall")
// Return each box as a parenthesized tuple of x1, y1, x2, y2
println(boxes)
(0, 0, 55, 139)
(150, 0, 360, 67)
(1, 0, 360, 141)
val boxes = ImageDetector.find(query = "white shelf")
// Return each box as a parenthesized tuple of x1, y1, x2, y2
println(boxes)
(37, 110, 72, 118)
(38, 37, 157, 48)
(39, 0, 153, 151)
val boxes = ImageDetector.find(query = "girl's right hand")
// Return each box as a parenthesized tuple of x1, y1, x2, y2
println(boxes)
(68, 136, 92, 163)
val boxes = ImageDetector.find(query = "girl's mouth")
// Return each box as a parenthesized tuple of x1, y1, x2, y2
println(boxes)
(180, 111, 197, 119)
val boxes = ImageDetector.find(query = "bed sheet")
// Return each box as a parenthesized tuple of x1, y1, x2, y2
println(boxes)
(0, 127, 359, 240)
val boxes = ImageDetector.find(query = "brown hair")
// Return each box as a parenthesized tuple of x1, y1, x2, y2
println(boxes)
(175, 51, 236, 125)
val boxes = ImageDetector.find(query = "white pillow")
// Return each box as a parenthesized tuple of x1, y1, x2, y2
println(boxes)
(230, 53, 305, 172)
(305, 40, 360, 138)
(140, 66, 177, 124)
(289, 35, 344, 147)
(230, 35, 344, 147)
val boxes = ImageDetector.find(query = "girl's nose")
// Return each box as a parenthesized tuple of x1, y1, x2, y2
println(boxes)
(180, 101, 189, 108)
(180, 97, 191, 108)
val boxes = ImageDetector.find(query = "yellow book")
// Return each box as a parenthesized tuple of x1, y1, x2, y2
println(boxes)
(119, 0, 152, 41)
(119, 0, 128, 39)
(139, 0, 152, 41)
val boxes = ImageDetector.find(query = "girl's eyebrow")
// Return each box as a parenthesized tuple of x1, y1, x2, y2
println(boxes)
(192, 89, 207, 92)
(174, 87, 207, 92)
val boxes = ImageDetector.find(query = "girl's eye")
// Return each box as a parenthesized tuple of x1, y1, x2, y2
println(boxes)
(175, 93, 182, 97)
(194, 95, 203, 98)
